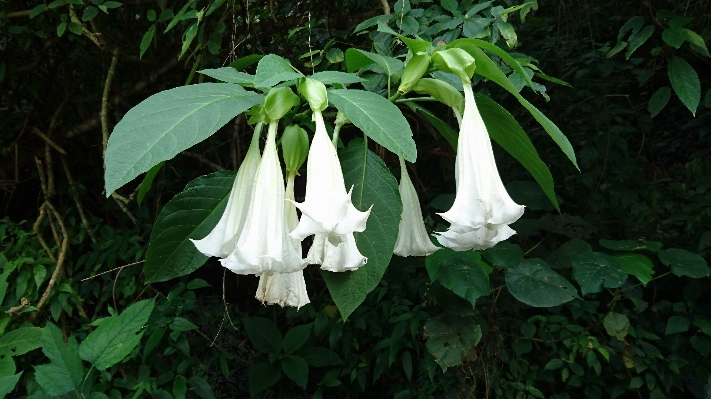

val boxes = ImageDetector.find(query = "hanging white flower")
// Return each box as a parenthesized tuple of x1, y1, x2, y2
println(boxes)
(289, 111, 371, 248)
(191, 124, 263, 258)
(256, 171, 310, 308)
(305, 232, 367, 272)
(393, 158, 440, 257)
(435, 81, 524, 251)
(221, 122, 306, 275)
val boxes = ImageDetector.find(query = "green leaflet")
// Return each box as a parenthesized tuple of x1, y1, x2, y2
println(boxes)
(144, 171, 236, 283)
(506, 259, 578, 307)
(79, 299, 155, 370)
(321, 139, 402, 320)
(104, 83, 262, 195)
(328, 89, 417, 162)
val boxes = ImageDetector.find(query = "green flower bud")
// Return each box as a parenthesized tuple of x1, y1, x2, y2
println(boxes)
(398, 52, 431, 94)
(297, 78, 328, 112)
(281, 125, 309, 173)
(412, 78, 464, 114)
(264, 87, 300, 121)
(432, 48, 476, 81)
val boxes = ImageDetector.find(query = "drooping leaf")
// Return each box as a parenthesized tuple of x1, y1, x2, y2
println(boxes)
(614, 254, 654, 286)
(658, 248, 710, 278)
(243, 317, 283, 354)
(248, 362, 281, 397)
(188, 376, 216, 399)
(282, 324, 312, 354)
(425, 249, 491, 307)
(144, 171, 236, 283)
(328, 89, 417, 162)
(505, 259, 578, 307)
(253, 54, 303, 88)
(79, 299, 155, 370)
(476, 93, 559, 211)
(104, 84, 262, 195)
(424, 315, 481, 371)
(198, 68, 255, 86)
(282, 355, 309, 388)
(136, 161, 163, 205)
(572, 252, 628, 295)
(626, 25, 654, 59)
(33, 323, 83, 397)
(139, 25, 155, 58)
(451, 38, 534, 90)
(321, 139, 402, 320)
(0, 371, 22, 398)
(457, 44, 579, 170)
(668, 56, 700, 116)
(228, 54, 264, 71)
(0, 327, 42, 356)
(648, 87, 671, 117)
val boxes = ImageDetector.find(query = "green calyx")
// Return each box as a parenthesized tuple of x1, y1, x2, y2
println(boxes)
(297, 77, 328, 112)
(264, 87, 300, 121)
(281, 125, 309, 173)
(432, 48, 476, 81)
(398, 53, 432, 94)
(412, 78, 464, 114)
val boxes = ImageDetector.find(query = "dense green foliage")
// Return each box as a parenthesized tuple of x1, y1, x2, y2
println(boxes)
(1, 0, 710, 398)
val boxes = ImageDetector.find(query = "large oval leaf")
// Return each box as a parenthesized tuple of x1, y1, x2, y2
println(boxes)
(321, 139, 402, 320)
(104, 83, 262, 195)
(506, 259, 578, 307)
(328, 89, 417, 162)
(658, 248, 710, 278)
(425, 249, 491, 308)
(144, 171, 236, 283)
(572, 252, 627, 295)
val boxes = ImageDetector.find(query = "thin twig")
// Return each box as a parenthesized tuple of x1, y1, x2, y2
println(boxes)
(33, 128, 66, 155)
(80, 261, 145, 281)
(101, 48, 120, 156)
(61, 156, 97, 243)
(182, 151, 225, 171)
(32, 201, 69, 317)
(33, 203, 55, 262)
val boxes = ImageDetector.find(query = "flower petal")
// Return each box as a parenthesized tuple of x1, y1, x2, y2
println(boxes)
(256, 271, 310, 309)
(394, 158, 440, 257)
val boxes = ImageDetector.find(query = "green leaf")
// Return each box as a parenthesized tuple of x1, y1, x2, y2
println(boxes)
(345, 48, 404, 82)
(170, 317, 198, 332)
(615, 254, 654, 286)
(82, 6, 99, 21)
(33, 323, 83, 396)
(482, 242, 524, 267)
(424, 315, 481, 371)
(505, 259, 578, 307)
(283, 324, 311, 353)
(228, 54, 263, 71)
(198, 68, 254, 86)
(179, 22, 199, 58)
(547, 239, 592, 269)
(599, 239, 662, 252)
(57, 21, 67, 37)
(144, 171, 236, 283)
(298, 347, 344, 367)
(441, 0, 458, 12)
(328, 89, 416, 162)
(325, 48, 344, 63)
(665, 316, 690, 335)
(173, 376, 187, 399)
(662, 27, 687, 48)
(321, 139, 402, 320)
(648, 87, 671, 117)
(668, 56, 700, 116)
(572, 252, 627, 295)
(506, 181, 555, 211)
(425, 249, 491, 307)
(406, 103, 458, 150)
(104, 83, 262, 195)
(658, 248, 710, 278)
(0, 327, 42, 356)
(376, 21, 430, 53)
(0, 371, 22, 398)
(136, 161, 162, 205)
(683, 29, 710, 57)
(626, 25, 654, 59)
(30, 4, 46, 18)
(254, 54, 303, 88)
(186, 279, 211, 289)
(282, 355, 309, 388)
(352, 14, 394, 33)
(188, 376, 216, 399)
(67, 22, 83, 35)
(603, 312, 630, 340)
(476, 93, 559, 211)
(139, 25, 155, 59)
(309, 71, 365, 85)
(79, 298, 155, 370)
(249, 362, 281, 396)
(451, 38, 534, 90)
(496, 20, 517, 48)
(455, 43, 578, 170)
(243, 317, 282, 354)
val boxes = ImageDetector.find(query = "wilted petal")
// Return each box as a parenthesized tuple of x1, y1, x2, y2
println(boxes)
(394, 158, 440, 257)
(191, 125, 262, 257)
(221, 122, 306, 275)
(289, 111, 370, 244)
(436, 80, 524, 251)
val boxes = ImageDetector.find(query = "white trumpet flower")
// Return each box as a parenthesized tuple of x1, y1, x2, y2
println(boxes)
(191, 124, 262, 258)
(289, 110, 371, 251)
(435, 81, 524, 251)
(256, 172, 310, 308)
(221, 122, 306, 275)
(394, 158, 440, 257)
(305, 232, 367, 272)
